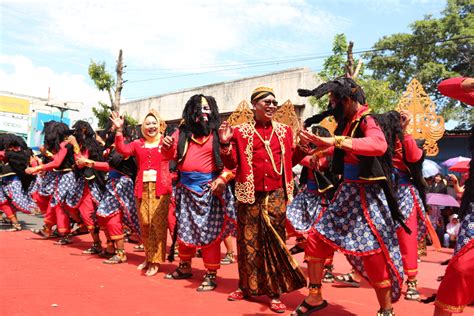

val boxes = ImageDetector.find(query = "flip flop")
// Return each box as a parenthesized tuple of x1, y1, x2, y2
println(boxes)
(335, 273, 360, 288)
(293, 300, 328, 316)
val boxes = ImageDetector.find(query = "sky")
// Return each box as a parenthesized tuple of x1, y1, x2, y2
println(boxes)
(0, 0, 448, 121)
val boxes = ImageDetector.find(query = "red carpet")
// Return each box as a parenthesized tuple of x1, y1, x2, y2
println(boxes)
(0, 231, 471, 316)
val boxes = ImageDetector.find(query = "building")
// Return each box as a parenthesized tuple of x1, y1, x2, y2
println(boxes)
(121, 67, 323, 124)
(0, 91, 74, 148)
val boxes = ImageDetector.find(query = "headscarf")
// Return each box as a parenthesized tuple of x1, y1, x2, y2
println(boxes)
(141, 109, 166, 143)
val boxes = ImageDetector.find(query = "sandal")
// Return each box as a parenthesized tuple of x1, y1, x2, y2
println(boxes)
(220, 252, 235, 265)
(292, 299, 328, 316)
(377, 308, 395, 316)
(103, 250, 127, 264)
(228, 289, 248, 301)
(133, 244, 145, 252)
(405, 280, 420, 301)
(98, 250, 116, 258)
(270, 300, 286, 314)
(145, 264, 159, 277)
(31, 226, 51, 238)
(323, 265, 335, 283)
(54, 236, 72, 245)
(164, 261, 193, 280)
(137, 261, 148, 270)
(7, 223, 22, 232)
(196, 272, 217, 292)
(335, 272, 360, 288)
(82, 242, 102, 254)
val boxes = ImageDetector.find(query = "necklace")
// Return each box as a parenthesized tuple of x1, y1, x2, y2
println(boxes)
(191, 135, 210, 145)
(252, 121, 283, 175)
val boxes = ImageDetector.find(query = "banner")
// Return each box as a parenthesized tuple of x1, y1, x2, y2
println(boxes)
(0, 112, 29, 135)
(0, 95, 30, 115)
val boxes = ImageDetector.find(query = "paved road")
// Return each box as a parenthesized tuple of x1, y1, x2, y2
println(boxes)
(0, 212, 43, 232)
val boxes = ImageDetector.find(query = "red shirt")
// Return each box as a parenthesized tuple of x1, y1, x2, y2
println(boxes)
(115, 134, 173, 198)
(438, 77, 474, 106)
(172, 132, 219, 173)
(252, 121, 283, 192)
(343, 106, 387, 164)
(392, 135, 423, 171)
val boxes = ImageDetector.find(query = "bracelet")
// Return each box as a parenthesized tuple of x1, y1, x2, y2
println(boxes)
(73, 145, 81, 154)
(334, 136, 347, 149)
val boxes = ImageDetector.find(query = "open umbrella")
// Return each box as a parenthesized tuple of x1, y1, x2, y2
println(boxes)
(426, 193, 460, 208)
(422, 159, 442, 178)
(449, 159, 471, 173)
(442, 156, 470, 167)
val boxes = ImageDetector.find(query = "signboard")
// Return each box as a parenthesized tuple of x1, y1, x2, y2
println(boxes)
(0, 112, 29, 134)
(35, 112, 70, 131)
(0, 95, 30, 115)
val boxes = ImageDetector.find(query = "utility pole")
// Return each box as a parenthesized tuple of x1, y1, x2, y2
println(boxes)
(45, 102, 79, 122)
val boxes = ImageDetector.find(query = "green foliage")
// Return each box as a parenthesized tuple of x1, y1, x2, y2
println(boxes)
(92, 101, 137, 129)
(365, 0, 473, 126)
(312, 34, 399, 114)
(88, 61, 115, 92)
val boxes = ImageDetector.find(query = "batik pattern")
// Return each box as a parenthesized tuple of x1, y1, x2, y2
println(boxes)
(286, 189, 325, 233)
(0, 176, 36, 214)
(96, 174, 140, 235)
(397, 184, 427, 241)
(454, 203, 474, 255)
(176, 183, 236, 246)
(237, 188, 306, 297)
(315, 182, 404, 302)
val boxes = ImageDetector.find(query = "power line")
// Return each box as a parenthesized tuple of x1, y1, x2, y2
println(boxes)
(125, 36, 473, 83)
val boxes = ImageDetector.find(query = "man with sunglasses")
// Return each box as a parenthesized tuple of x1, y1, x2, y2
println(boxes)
(219, 86, 307, 314)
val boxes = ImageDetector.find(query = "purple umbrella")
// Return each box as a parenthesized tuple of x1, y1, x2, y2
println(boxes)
(426, 193, 460, 208)
(441, 156, 470, 167)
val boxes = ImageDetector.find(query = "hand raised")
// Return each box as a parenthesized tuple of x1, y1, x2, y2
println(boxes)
(110, 111, 124, 130)
(218, 121, 233, 144)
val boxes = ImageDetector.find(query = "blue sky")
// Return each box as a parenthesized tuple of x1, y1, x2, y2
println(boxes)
(1, 0, 447, 110)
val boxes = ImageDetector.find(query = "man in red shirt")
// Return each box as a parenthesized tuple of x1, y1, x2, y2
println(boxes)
(219, 87, 307, 314)
(164, 94, 236, 292)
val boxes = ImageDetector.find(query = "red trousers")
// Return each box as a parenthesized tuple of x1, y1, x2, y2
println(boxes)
(396, 209, 419, 278)
(98, 212, 123, 240)
(435, 241, 474, 313)
(31, 192, 50, 214)
(65, 185, 96, 232)
(44, 204, 70, 235)
(178, 240, 221, 271)
(1, 201, 16, 219)
(305, 232, 390, 288)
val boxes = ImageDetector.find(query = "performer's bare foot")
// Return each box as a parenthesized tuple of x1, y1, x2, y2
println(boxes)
(145, 263, 159, 276)
(137, 260, 148, 270)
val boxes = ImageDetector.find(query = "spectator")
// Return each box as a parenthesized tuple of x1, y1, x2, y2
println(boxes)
(429, 173, 447, 194)
(443, 214, 461, 248)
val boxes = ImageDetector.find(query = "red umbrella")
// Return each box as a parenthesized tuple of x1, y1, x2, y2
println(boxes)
(449, 159, 470, 173)
(426, 193, 460, 208)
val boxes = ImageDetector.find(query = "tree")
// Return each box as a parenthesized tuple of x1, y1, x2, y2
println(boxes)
(365, 0, 473, 126)
(311, 34, 400, 114)
(88, 50, 132, 128)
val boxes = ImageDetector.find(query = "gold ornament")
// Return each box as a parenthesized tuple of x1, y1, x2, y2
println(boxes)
(396, 78, 444, 156)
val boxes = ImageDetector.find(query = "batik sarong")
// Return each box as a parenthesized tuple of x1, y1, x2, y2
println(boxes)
(0, 175, 36, 214)
(237, 188, 306, 298)
(315, 181, 404, 302)
(96, 171, 140, 235)
(286, 187, 326, 233)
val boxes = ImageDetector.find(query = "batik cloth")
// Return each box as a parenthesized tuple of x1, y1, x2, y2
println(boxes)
(286, 184, 326, 233)
(96, 171, 140, 235)
(66, 176, 102, 208)
(314, 181, 404, 302)
(175, 172, 236, 246)
(0, 175, 36, 214)
(237, 188, 306, 298)
(137, 182, 170, 264)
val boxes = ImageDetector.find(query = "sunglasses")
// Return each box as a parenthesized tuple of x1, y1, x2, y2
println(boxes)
(261, 99, 279, 106)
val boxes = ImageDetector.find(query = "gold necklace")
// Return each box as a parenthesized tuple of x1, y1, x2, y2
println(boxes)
(191, 135, 210, 145)
(252, 121, 283, 175)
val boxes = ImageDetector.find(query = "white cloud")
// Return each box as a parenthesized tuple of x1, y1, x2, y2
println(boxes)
(3, 0, 350, 71)
(0, 54, 109, 127)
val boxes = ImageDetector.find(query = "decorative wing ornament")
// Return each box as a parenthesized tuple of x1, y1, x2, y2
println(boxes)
(273, 100, 301, 140)
(318, 116, 337, 136)
(226, 101, 254, 126)
(396, 78, 445, 156)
